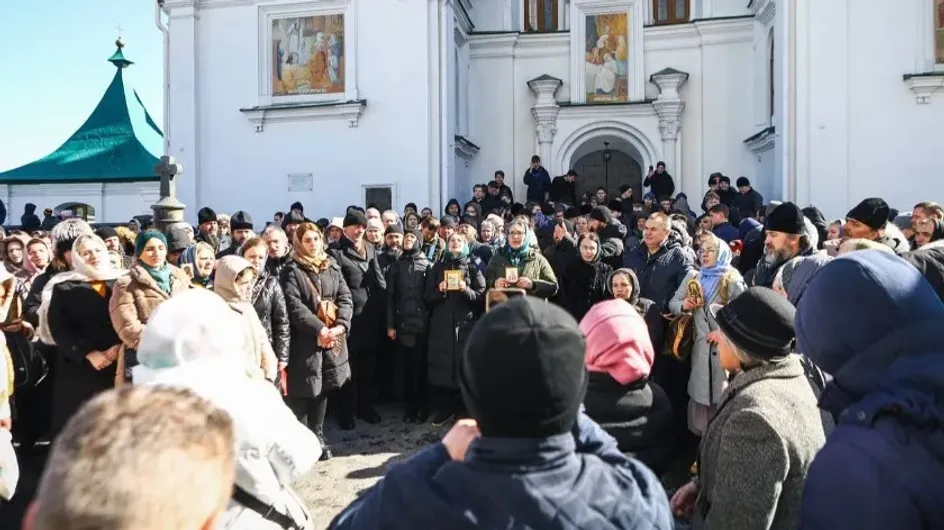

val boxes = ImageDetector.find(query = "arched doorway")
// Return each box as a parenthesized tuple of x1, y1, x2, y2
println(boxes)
(570, 136, 643, 203)
(555, 120, 660, 205)
(55, 202, 96, 222)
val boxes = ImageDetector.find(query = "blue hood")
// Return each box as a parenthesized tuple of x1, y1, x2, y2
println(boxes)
(796, 250, 944, 426)
(739, 217, 762, 239)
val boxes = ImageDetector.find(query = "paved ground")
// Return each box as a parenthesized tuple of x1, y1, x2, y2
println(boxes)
(296, 408, 449, 528)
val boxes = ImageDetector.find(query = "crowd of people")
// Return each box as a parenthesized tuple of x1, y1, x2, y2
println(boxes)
(0, 156, 943, 529)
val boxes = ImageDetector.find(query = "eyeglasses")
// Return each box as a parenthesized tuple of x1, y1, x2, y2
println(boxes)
(509, 230, 527, 236)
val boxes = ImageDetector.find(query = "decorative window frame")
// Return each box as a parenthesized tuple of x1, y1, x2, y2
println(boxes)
(519, 0, 569, 31)
(256, 0, 359, 108)
(570, 0, 646, 103)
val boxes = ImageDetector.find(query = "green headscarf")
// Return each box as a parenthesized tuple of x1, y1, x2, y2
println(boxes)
(136, 230, 172, 294)
(501, 220, 531, 266)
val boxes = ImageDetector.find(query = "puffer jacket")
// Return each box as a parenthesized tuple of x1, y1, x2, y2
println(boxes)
(796, 251, 944, 530)
(134, 356, 319, 530)
(484, 246, 558, 299)
(109, 263, 192, 350)
(250, 272, 290, 364)
(385, 248, 432, 348)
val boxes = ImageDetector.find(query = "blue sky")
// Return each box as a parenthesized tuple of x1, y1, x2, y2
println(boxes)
(0, 1, 163, 171)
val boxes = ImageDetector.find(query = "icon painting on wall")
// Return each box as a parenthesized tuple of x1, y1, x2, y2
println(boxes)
(272, 14, 345, 96)
(585, 12, 628, 103)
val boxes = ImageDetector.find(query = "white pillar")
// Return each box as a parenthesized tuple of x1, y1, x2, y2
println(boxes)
(165, 1, 198, 223)
(528, 74, 563, 183)
(650, 68, 689, 193)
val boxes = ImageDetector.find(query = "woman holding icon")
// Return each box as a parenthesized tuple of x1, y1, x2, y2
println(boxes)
(484, 219, 558, 300)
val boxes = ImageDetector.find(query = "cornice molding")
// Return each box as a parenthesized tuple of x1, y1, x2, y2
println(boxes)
(240, 100, 367, 131)
(903, 72, 944, 104)
(469, 33, 518, 58)
(744, 126, 777, 160)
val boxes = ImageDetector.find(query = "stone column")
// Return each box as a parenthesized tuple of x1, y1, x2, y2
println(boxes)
(650, 68, 689, 180)
(528, 74, 563, 178)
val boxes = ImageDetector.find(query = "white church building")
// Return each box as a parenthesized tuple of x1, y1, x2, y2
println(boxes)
(158, 0, 944, 224)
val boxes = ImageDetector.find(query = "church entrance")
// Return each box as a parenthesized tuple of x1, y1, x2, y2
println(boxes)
(55, 202, 96, 222)
(569, 135, 643, 204)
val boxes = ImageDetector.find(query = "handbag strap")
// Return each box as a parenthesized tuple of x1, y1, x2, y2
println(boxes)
(298, 269, 323, 303)
(232, 485, 302, 530)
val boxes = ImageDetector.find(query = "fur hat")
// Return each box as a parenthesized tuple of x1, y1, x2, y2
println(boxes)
(52, 218, 94, 259)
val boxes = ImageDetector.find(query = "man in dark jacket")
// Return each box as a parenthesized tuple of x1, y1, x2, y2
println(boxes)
(643, 161, 675, 200)
(20, 203, 41, 231)
(549, 169, 578, 205)
(733, 177, 764, 219)
(384, 228, 432, 423)
(588, 206, 627, 270)
(523, 155, 551, 203)
(796, 251, 944, 530)
(329, 297, 673, 530)
(708, 203, 739, 243)
(329, 211, 387, 426)
(216, 211, 253, 258)
(747, 202, 813, 287)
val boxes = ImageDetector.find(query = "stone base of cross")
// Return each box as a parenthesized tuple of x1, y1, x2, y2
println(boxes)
(151, 155, 187, 232)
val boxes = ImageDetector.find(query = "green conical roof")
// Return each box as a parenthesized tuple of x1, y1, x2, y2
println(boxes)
(0, 40, 162, 184)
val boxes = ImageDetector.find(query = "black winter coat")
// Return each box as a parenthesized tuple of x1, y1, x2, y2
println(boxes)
(266, 253, 291, 279)
(732, 188, 764, 220)
(329, 237, 386, 351)
(250, 273, 290, 364)
(583, 372, 675, 473)
(385, 248, 432, 347)
(549, 176, 577, 205)
(281, 260, 354, 397)
(599, 222, 627, 270)
(47, 280, 122, 437)
(644, 172, 675, 199)
(560, 259, 612, 322)
(543, 235, 578, 304)
(425, 254, 485, 390)
(623, 240, 694, 347)
(378, 247, 402, 276)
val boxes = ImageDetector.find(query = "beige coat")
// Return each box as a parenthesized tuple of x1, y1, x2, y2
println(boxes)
(213, 256, 277, 381)
(109, 264, 192, 350)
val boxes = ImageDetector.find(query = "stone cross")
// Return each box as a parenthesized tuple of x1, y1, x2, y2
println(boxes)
(151, 155, 186, 232)
(154, 155, 180, 200)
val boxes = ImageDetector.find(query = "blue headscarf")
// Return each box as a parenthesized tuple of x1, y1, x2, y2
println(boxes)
(699, 234, 732, 301)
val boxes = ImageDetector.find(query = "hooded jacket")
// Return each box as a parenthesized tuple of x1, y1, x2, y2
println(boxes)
(796, 251, 944, 529)
(20, 203, 40, 232)
(213, 256, 277, 381)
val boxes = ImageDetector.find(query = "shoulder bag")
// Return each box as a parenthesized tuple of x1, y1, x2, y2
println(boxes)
(662, 276, 705, 361)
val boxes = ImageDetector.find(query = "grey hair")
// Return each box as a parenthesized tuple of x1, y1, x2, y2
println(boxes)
(722, 332, 764, 369)
(382, 210, 400, 221)
(479, 219, 495, 232)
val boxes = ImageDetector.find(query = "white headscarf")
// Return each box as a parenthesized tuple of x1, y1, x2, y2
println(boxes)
(37, 234, 125, 346)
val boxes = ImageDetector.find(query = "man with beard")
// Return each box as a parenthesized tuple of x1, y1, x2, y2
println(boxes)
(329, 212, 386, 426)
(748, 202, 810, 287)
(216, 211, 254, 257)
(280, 210, 306, 241)
(378, 225, 403, 274)
(841, 197, 911, 255)
(195, 207, 221, 252)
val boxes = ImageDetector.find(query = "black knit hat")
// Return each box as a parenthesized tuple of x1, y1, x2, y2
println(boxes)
(765, 202, 806, 235)
(846, 198, 890, 231)
(712, 287, 796, 362)
(230, 211, 253, 231)
(384, 224, 404, 236)
(564, 206, 581, 219)
(290, 201, 304, 213)
(590, 205, 613, 225)
(343, 211, 368, 228)
(458, 215, 478, 230)
(281, 211, 306, 229)
(95, 226, 118, 241)
(440, 215, 457, 228)
(460, 297, 588, 438)
(579, 204, 593, 216)
(736, 177, 750, 187)
(197, 207, 217, 225)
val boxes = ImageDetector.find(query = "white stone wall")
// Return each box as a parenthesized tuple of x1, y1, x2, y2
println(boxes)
(1, 182, 158, 226)
(163, 0, 447, 223)
(788, 0, 944, 218)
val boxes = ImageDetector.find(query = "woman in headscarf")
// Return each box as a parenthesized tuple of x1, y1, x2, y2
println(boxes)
(560, 233, 612, 322)
(484, 219, 558, 300)
(213, 256, 278, 383)
(426, 231, 485, 426)
(133, 289, 320, 530)
(37, 234, 125, 438)
(280, 223, 353, 450)
(2, 235, 28, 277)
(444, 198, 462, 218)
(109, 230, 192, 380)
(609, 268, 660, 342)
(671, 288, 828, 529)
(668, 233, 746, 435)
(241, 237, 290, 391)
(17, 238, 50, 293)
(179, 241, 216, 288)
(581, 299, 674, 473)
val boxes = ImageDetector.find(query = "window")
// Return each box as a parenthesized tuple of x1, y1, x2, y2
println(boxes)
(524, 0, 558, 32)
(364, 186, 394, 212)
(936, 0, 944, 63)
(769, 31, 775, 119)
(652, 0, 689, 25)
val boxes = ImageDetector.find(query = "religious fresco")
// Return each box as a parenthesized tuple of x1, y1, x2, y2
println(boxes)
(271, 14, 345, 96)
(936, 0, 944, 64)
(584, 13, 629, 103)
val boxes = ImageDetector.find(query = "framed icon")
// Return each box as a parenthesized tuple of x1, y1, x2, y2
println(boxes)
(505, 267, 519, 283)
(445, 270, 463, 291)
